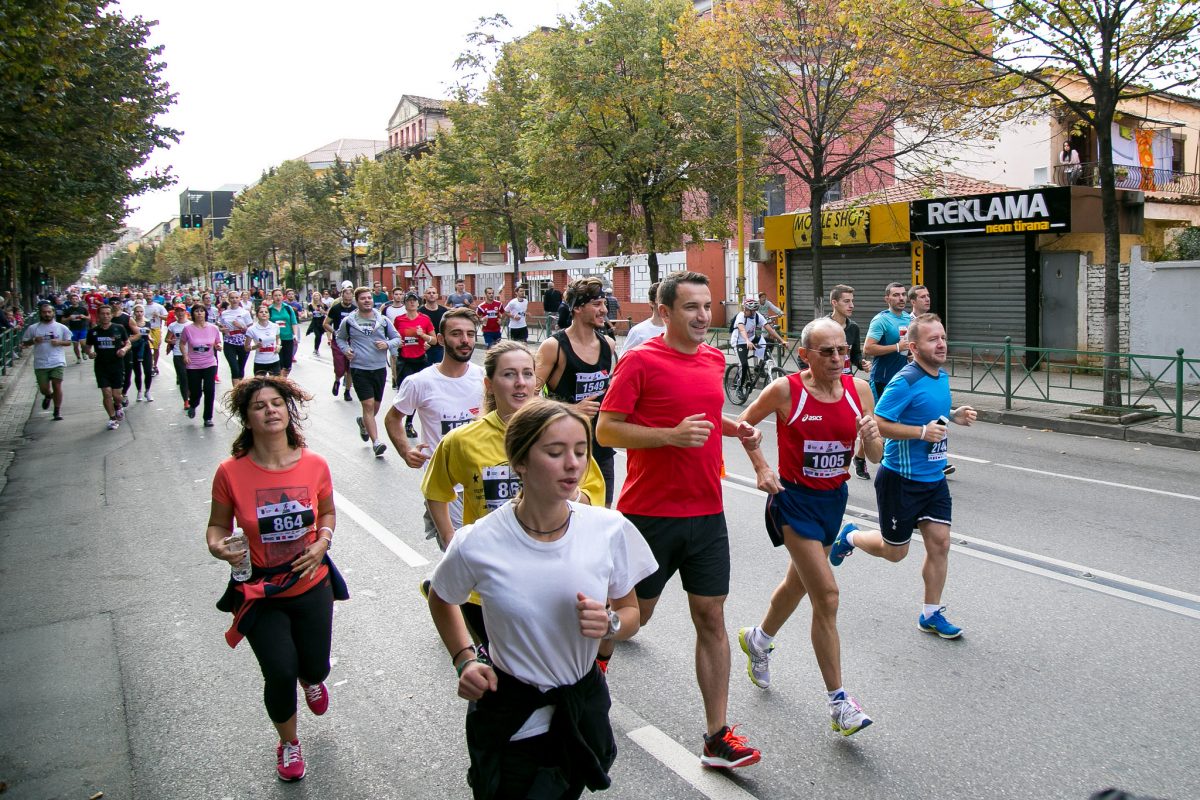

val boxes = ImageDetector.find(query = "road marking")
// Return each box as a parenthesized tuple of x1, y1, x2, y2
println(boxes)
(626, 725, 759, 800)
(993, 463, 1200, 501)
(949, 454, 990, 464)
(334, 491, 429, 567)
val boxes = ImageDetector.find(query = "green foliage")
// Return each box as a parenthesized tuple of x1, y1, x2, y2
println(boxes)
(99, 243, 158, 286)
(155, 229, 208, 284)
(1163, 227, 1200, 260)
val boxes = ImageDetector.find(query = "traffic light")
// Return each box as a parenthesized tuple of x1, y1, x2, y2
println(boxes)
(180, 214, 191, 229)
(194, 214, 203, 229)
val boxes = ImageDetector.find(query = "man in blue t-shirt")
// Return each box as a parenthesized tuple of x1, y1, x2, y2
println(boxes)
(863, 282, 912, 400)
(827, 313, 977, 639)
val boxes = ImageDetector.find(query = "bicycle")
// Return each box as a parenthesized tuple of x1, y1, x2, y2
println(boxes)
(724, 341, 786, 405)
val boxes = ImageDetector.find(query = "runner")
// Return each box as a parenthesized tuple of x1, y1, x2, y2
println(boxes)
(128, 305, 155, 402)
(322, 285, 356, 401)
(420, 286, 447, 364)
(335, 287, 401, 458)
(426, 399, 657, 800)
(305, 291, 326, 355)
(145, 293, 169, 374)
(218, 290, 254, 386)
(446, 279, 473, 309)
(828, 313, 977, 639)
(60, 291, 90, 363)
(85, 304, 132, 430)
(596, 270, 764, 770)
(734, 317, 883, 736)
(385, 308, 483, 539)
(535, 276, 618, 507)
(165, 305, 191, 410)
(206, 375, 347, 783)
(109, 299, 139, 408)
(180, 305, 223, 427)
(503, 284, 529, 341)
(863, 282, 912, 400)
(827, 285, 873, 481)
(21, 302, 72, 420)
(268, 288, 300, 378)
(908, 284, 955, 477)
(247, 304, 284, 376)
(389, 291, 435, 438)
(622, 281, 665, 351)
(476, 287, 503, 348)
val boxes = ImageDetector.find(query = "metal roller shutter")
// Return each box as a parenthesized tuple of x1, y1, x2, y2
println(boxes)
(786, 245, 911, 331)
(946, 237, 1026, 346)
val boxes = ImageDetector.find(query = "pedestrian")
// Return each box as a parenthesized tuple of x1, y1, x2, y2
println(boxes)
(603, 286, 620, 337)
(180, 304, 223, 427)
(109, 299, 139, 408)
(164, 305, 191, 410)
(828, 313, 977, 639)
(128, 304, 155, 402)
(475, 287, 503, 348)
(447, 279, 473, 309)
(305, 291, 326, 355)
(729, 297, 783, 392)
(267, 289, 300, 378)
(389, 291, 435, 438)
(247, 303, 284, 376)
(734, 317, 883, 736)
(426, 398, 657, 800)
(21, 301, 72, 420)
(827, 285, 873, 480)
(596, 270, 765, 769)
(863, 282, 912, 400)
(85, 304, 132, 430)
(335, 287, 401, 457)
(372, 282, 388, 307)
(622, 281, 665, 351)
(542, 282, 563, 322)
(60, 291, 90, 362)
(322, 285, 357, 402)
(420, 286, 447, 364)
(206, 375, 347, 783)
(503, 284, 529, 341)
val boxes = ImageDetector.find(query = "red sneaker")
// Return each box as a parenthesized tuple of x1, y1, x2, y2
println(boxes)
(701, 725, 761, 769)
(302, 681, 329, 715)
(276, 739, 306, 782)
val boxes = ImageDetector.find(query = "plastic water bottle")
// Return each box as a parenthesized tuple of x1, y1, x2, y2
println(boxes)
(226, 527, 253, 582)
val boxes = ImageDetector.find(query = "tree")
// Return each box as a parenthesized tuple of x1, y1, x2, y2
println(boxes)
(318, 157, 367, 287)
(354, 154, 424, 282)
(155, 229, 208, 285)
(680, 0, 1016, 320)
(524, 0, 749, 283)
(900, 0, 1200, 406)
(0, 1, 178, 303)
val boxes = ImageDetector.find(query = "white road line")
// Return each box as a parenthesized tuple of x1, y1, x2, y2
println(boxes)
(992, 463, 1200, 501)
(626, 725, 759, 800)
(949, 454, 991, 464)
(333, 491, 429, 567)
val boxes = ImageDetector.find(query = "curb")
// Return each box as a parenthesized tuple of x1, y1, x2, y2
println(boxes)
(977, 408, 1200, 451)
(0, 354, 31, 419)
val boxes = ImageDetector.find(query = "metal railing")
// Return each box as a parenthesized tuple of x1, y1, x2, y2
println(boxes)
(947, 338, 1199, 432)
(0, 327, 23, 376)
(1051, 163, 1200, 196)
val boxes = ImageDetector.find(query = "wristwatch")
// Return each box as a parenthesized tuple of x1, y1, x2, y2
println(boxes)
(602, 609, 622, 640)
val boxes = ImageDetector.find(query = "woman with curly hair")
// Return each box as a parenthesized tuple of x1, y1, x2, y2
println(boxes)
(204, 375, 348, 782)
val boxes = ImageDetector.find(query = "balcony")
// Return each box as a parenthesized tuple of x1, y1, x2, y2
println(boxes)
(1050, 163, 1200, 197)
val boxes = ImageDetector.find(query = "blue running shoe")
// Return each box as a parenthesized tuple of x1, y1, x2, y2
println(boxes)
(829, 523, 857, 567)
(918, 607, 963, 639)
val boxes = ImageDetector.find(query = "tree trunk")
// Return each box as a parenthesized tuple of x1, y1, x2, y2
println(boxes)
(505, 214, 522, 288)
(1094, 114, 1123, 408)
(809, 183, 828, 322)
(451, 222, 460, 283)
(644, 201, 659, 284)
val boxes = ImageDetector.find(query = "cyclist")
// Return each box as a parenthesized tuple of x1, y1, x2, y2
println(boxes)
(730, 298, 783, 392)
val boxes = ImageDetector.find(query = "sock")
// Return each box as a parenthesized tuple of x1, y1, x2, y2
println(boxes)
(753, 627, 774, 648)
(828, 687, 846, 703)
(923, 603, 942, 618)
(370, 438, 378, 447)
(845, 530, 857, 547)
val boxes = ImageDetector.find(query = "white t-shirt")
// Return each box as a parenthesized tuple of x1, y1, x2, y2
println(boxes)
(383, 304, 407, 326)
(145, 302, 169, 329)
(166, 320, 190, 352)
(218, 307, 254, 345)
(504, 298, 528, 329)
(22, 321, 71, 369)
(431, 501, 657, 739)
(246, 323, 281, 364)
(622, 317, 665, 352)
(392, 363, 485, 455)
(729, 311, 768, 347)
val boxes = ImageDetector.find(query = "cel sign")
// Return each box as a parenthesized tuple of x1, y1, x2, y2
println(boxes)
(910, 187, 1070, 238)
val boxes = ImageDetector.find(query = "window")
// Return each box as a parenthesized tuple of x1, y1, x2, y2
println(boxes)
(752, 175, 787, 233)
(1172, 135, 1186, 175)
(824, 180, 843, 202)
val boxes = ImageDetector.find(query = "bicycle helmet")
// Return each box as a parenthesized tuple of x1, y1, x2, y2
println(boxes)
(743, 299, 760, 311)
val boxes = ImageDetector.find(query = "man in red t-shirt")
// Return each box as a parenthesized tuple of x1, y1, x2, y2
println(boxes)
(597, 270, 764, 771)
(475, 287, 503, 348)
(84, 289, 104, 325)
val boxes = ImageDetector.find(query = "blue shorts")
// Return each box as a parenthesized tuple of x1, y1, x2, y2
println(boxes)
(764, 479, 849, 548)
(71, 328, 88, 342)
(873, 464, 952, 546)
(483, 331, 501, 347)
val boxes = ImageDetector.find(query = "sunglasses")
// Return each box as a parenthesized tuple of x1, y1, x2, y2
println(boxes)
(812, 345, 851, 358)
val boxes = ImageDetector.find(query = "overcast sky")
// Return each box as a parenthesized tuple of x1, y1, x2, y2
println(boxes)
(116, 0, 571, 233)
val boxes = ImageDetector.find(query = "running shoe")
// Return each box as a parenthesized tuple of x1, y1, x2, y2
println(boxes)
(829, 523, 857, 567)
(115, 407, 125, 421)
(343, 389, 352, 402)
(144, 391, 153, 402)
(42, 395, 51, 410)
(854, 457, 870, 480)
(106, 419, 119, 430)
(276, 739, 306, 782)
(419, 579, 431, 600)
(122, 396, 129, 407)
(53, 413, 63, 421)
(830, 692, 873, 736)
(187, 406, 196, 419)
(136, 391, 143, 402)
(203, 420, 215, 428)
(943, 464, 956, 476)
(701, 725, 761, 769)
(302, 681, 329, 716)
(332, 378, 340, 396)
(918, 607, 962, 639)
(738, 627, 773, 688)
(373, 442, 387, 457)
(356, 416, 369, 442)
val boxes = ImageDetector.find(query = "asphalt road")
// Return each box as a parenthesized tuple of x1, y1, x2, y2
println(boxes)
(1, 346, 1197, 800)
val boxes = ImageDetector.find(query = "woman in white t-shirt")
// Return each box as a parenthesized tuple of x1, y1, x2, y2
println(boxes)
(164, 306, 192, 409)
(428, 398, 657, 799)
(218, 290, 255, 385)
(245, 304, 283, 376)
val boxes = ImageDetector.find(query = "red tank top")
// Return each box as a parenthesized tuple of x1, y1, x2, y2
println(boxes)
(777, 372, 863, 490)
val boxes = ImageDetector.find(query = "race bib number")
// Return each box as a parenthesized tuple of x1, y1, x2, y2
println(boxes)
(440, 417, 472, 436)
(842, 356, 853, 375)
(403, 335, 419, 347)
(257, 489, 317, 543)
(139, 327, 150, 336)
(802, 440, 852, 479)
(481, 464, 521, 511)
(192, 344, 210, 353)
(929, 437, 948, 462)
(574, 369, 609, 402)
(95, 336, 116, 349)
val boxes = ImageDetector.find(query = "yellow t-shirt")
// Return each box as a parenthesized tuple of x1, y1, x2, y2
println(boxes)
(421, 410, 606, 523)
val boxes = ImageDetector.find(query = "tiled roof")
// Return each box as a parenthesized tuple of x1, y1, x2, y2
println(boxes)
(405, 95, 448, 112)
(789, 171, 1020, 214)
(299, 138, 388, 165)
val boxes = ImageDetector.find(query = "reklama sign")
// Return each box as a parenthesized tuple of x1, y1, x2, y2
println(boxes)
(910, 187, 1071, 238)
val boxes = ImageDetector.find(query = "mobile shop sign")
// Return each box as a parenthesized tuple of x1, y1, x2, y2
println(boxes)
(911, 187, 1071, 237)
(790, 207, 870, 247)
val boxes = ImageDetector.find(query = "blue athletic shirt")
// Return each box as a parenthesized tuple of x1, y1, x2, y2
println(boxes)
(866, 309, 912, 386)
(874, 362, 951, 482)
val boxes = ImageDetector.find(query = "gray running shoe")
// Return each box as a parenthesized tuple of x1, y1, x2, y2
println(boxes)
(830, 693, 873, 736)
(738, 627, 773, 688)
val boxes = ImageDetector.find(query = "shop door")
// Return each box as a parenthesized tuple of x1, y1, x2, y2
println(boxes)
(946, 236, 1027, 347)
(786, 245, 911, 332)
(1040, 252, 1079, 356)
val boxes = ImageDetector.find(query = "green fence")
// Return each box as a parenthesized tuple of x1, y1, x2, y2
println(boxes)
(947, 338, 1199, 432)
(0, 327, 22, 376)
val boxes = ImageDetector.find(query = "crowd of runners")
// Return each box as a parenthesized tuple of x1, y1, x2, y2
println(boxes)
(20, 272, 972, 796)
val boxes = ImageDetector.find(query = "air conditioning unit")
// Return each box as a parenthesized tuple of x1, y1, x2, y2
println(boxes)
(748, 239, 772, 262)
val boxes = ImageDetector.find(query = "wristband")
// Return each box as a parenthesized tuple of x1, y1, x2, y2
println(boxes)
(456, 657, 479, 677)
(896, 342, 901, 353)
(919, 424, 927, 441)
(451, 644, 476, 665)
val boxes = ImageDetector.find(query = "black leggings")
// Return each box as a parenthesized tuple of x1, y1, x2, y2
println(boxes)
(131, 345, 154, 392)
(173, 355, 190, 404)
(595, 448, 615, 508)
(224, 343, 249, 380)
(122, 352, 134, 394)
(186, 365, 217, 421)
(244, 580, 334, 724)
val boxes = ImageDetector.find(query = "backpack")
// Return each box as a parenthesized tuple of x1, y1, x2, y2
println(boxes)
(729, 312, 764, 337)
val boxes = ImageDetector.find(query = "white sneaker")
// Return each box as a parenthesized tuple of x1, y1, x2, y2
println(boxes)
(144, 391, 153, 402)
(106, 420, 119, 430)
(830, 692, 873, 736)
(136, 391, 143, 402)
(737, 627, 773, 688)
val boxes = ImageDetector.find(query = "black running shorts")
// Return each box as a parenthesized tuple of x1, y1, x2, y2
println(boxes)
(625, 512, 729, 599)
(351, 367, 387, 404)
(94, 361, 124, 389)
(873, 464, 952, 546)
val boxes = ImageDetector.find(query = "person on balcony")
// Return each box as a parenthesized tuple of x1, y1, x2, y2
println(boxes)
(1060, 141, 1082, 185)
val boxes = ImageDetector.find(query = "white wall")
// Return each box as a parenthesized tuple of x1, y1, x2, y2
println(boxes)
(1130, 248, 1200, 381)
(894, 115, 1054, 188)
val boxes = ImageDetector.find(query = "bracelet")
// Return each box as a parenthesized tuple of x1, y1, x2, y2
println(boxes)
(451, 644, 476, 664)
(896, 342, 901, 353)
(919, 424, 927, 441)
(317, 526, 333, 547)
(456, 657, 479, 677)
